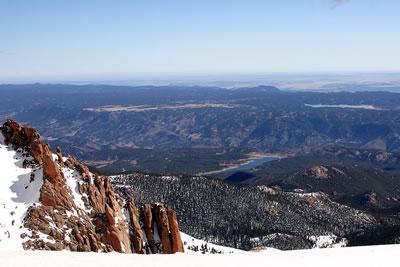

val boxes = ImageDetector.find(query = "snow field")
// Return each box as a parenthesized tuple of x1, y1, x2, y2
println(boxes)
(0, 135, 42, 251)
(1, 244, 400, 267)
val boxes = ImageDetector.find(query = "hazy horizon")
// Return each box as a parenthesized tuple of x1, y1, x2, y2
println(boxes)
(1, 72, 400, 93)
(1, 0, 400, 82)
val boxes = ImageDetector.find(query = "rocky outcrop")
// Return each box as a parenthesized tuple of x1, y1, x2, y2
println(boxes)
(126, 197, 145, 254)
(153, 203, 173, 253)
(42, 144, 61, 185)
(56, 146, 64, 167)
(1, 119, 184, 254)
(141, 204, 158, 253)
(1, 118, 44, 164)
(138, 203, 184, 254)
(167, 205, 185, 253)
(307, 166, 329, 179)
(361, 191, 378, 208)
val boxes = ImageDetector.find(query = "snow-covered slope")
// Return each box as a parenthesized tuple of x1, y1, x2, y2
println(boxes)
(0, 134, 43, 250)
(1, 244, 400, 267)
(0, 131, 101, 251)
(181, 232, 244, 254)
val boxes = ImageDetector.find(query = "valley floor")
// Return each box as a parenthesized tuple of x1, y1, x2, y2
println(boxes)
(2, 244, 399, 267)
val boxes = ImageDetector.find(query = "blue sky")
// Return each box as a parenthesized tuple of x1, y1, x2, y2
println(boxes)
(1, 0, 399, 81)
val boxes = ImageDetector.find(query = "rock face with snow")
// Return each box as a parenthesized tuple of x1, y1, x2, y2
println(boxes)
(0, 119, 184, 253)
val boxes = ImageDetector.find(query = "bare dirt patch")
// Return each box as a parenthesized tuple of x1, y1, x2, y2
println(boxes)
(85, 103, 242, 112)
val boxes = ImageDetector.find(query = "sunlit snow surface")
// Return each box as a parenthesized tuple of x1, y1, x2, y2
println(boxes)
(181, 232, 244, 254)
(0, 134, 94, 251)
(0, 134, 43, 250)
(1, 244, 400, 267)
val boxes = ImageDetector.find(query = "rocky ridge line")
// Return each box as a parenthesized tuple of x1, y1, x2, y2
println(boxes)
(1, 119, 184, 253)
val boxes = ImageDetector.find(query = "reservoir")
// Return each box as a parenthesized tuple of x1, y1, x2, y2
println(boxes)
(208, 156, 279, 176)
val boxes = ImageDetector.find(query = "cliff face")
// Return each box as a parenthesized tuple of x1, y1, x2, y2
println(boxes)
(0, 119, 184, 253)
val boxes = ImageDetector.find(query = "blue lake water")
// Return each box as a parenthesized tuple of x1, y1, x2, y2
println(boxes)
(208, 156, 280, 175)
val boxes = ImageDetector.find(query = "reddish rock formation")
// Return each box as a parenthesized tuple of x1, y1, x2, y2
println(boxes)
(42, 144, 61, 185)
(308, 166, 329, 179)
(127, 197, 146, 254)
(24, 126, 44, 164)
(141, 204, 158, 254)
(1, 119, 184, 254)
(1, 119, 44, 164)
(105, 203, 115, 226)
(66, 154, 91, 182)
(167, 205, 185, 253)
(56, 147, 64, 167)
(39, 179, 58, 207)
(108, 229, 123, 252)
(153, 203, 173, 254)
(1, 118, 23, 147)
(90, 174, 107, 213)
(249, 246, 271, 252)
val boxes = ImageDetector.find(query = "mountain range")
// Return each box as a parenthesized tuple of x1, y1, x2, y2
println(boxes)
(2, 84, 400, 155)
(3, 83, 400, 253)
(3, 119, 400, 253)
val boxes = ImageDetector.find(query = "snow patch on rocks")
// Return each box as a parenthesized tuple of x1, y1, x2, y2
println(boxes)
(0, 134, 42, 250)
(308, 234, 348, 249)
